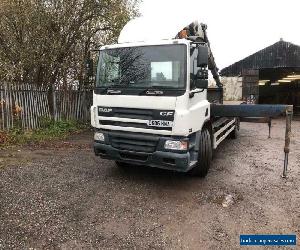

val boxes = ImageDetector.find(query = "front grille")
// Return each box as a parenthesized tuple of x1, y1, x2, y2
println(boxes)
(108, 131, 159, 153)
(114, 108, 153, 120)
(100, 120, 172, 131)
(101, 120, 146, 128)
(98, 107, 174, 121)
(99, 107, 154, 120)
(119, 152, 148, 161)
(98, 107, 175, 130)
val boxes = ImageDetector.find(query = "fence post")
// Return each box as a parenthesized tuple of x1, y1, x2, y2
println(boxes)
(52, 84, 57, 121)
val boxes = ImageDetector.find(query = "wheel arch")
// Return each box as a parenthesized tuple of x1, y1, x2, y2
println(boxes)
(201, 119, 213, 136)
(194, 118, 213, 152)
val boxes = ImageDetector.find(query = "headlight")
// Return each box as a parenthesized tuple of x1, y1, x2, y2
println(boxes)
(94, 132, 105, 142)
(164, 140, 188, 150)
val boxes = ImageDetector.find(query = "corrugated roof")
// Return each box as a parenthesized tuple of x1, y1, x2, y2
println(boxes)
(220, 40, 300, 76)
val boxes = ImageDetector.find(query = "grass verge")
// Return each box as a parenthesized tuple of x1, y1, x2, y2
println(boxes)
(0, 118, 89, 147)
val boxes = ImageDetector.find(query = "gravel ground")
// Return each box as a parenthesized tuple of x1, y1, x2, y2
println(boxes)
(0, 119, 299, 249)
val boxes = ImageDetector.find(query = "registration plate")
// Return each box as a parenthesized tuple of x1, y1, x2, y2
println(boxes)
(147, 120, 173, 127)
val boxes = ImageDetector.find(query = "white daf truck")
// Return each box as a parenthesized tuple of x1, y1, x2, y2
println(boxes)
(90, 18, 240, 177)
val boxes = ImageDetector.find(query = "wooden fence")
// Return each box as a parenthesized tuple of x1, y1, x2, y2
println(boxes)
(0, 83, 93, 131)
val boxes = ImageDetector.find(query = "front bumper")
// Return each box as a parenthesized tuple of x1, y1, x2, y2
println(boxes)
(94, 142, 196, 172)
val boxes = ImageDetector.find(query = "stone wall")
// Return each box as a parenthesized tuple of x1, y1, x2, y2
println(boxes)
(221, 77, 243, 101)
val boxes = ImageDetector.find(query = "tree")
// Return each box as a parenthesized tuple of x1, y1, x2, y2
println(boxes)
(0, 0, 140, 88)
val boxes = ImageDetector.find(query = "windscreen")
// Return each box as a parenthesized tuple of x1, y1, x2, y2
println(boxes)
(96, 44, 186, 89)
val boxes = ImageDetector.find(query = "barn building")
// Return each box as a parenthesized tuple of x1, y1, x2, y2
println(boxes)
(220, 39, 300, 114)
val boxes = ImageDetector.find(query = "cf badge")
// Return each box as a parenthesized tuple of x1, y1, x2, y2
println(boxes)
(160, 112, 174, 116)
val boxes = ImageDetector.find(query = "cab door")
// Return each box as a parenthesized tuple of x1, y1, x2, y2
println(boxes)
(188, 46, 210, 132)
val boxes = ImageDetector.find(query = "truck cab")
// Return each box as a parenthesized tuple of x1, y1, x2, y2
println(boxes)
(91, 19, 237, 177)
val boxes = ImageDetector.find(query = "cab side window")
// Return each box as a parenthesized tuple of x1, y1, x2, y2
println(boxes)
(190, 48, 198, 90)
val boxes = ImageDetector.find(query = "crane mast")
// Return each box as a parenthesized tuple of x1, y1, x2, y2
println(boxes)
(176, 21, 223, 88)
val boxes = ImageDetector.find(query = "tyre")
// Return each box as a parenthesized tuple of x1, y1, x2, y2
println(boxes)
(189, 128, 212, 177)
(115, 161, 131, 168)
(229, 118, 240, 139)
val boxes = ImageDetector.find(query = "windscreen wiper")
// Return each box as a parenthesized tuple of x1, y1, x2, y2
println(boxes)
(100, 84, 122, 94)
(105, 79, 134, 94)
(107, 89, 122, 95)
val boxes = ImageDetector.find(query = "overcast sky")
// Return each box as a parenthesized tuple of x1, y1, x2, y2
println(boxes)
(139, 0, 300, 69)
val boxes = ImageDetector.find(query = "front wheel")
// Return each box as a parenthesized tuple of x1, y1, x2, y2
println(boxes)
(189, 128, 212, 177)
(115, 161, 131, 168)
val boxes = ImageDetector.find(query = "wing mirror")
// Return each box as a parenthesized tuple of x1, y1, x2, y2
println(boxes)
(195, 79, 208, 89)
(197, 45, 208, 67)
(196, 68, 208, 79)
(195, 68, 208, 89)
(189, 78, 208, 98)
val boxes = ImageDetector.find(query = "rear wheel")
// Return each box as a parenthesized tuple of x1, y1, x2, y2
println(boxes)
(189, 128, 212, 177)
